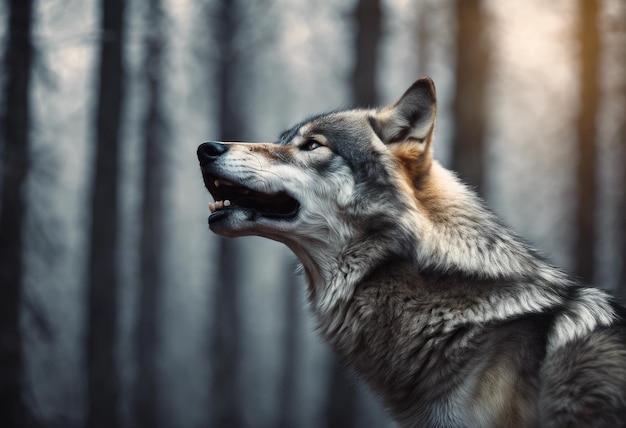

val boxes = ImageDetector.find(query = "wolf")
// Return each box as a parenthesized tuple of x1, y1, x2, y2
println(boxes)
(197, 77, 626, 427)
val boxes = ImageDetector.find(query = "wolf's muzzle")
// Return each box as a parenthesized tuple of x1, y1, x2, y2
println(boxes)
(197, 141, 228, 166)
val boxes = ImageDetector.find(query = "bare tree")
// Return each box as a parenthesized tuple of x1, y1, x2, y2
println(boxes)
(618, 4, 626, 301)
(451, 0, 491, 196)
(573, 0, 601, 284)
(0, 0, 34, 426)
(616, 119, 626, 301)
(208, 1, 245, 426)
(86, 0, 126, 426)
(278, 259, 300, 428)
(616, 136, 626, 301)
(416, 0, 432, 77)
(133, 1, 168, 427)
(351, 0, 382, 107)
(326, 360, 359, 428)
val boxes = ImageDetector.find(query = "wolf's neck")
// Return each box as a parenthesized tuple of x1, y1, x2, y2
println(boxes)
(290, 237, 376, 317)
(413, 162, 569, 284)
(293, 162, 571, 329)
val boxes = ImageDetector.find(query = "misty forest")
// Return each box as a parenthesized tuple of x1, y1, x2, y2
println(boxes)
(0, 0, 625, 427)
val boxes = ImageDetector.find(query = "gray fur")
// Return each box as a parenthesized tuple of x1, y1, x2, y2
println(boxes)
(198, 77, 626, 427)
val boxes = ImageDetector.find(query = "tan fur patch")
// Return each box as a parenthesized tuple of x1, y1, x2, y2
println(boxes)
(468, 363, 529, 428)
(390, 139, 433, 200)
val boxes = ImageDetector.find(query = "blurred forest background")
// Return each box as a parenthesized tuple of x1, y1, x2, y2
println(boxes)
(0, 0, 625, 427)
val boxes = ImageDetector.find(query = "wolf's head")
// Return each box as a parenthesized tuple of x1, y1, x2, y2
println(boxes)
(198, 78, 437, 281)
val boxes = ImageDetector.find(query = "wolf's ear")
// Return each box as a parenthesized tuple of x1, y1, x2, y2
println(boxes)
(372, 77, 436, 145)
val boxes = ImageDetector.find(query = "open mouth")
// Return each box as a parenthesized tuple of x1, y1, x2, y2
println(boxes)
(205, 175, 300, 220)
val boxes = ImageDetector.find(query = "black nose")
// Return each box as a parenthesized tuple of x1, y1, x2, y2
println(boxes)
(197, 141, 229, 166)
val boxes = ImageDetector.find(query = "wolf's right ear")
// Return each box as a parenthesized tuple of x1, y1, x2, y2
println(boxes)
(372, 77, 437, 144)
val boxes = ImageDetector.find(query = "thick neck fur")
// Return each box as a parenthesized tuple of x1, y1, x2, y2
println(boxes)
(288, 228, 385, 318)
(294, 160, 575, 341)
(412, 162, 571, 285)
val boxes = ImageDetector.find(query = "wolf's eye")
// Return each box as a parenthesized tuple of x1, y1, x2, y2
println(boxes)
(302, 140, 323, 151)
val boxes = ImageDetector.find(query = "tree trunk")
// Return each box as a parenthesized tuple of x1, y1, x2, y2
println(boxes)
(0, 0, 34, 425)
(278, 259, 300, 428)
(416, 1, 432, 77)
(326, 359, 358, 428)
(616, 127, 626, 302)
(615, 126, 626, 302)
(134, 1, 167, 427)
(574, 0, 600, 284)
(210, 242, 242, 428)
(617, 4, 626, 301)
(351, 0, 382, 107)
(87, 0, 126, 426)
(451, 0, 491, 196)
(209, 1, 244, 426)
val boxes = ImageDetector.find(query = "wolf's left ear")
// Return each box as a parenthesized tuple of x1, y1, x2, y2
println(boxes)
(372, 77, 436, 145)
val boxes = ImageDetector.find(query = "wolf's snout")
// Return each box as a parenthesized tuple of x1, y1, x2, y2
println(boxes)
(197, 141, 228, 166)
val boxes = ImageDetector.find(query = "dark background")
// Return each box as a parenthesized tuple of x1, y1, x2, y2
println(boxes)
(0, 0, 624, 427)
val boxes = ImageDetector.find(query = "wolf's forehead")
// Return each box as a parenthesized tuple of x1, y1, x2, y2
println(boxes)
(278, 110, 370, 145)
(278, 112, 335, 144)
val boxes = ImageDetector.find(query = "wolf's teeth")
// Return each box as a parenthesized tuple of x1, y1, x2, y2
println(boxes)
(209, 200, 231, 214)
